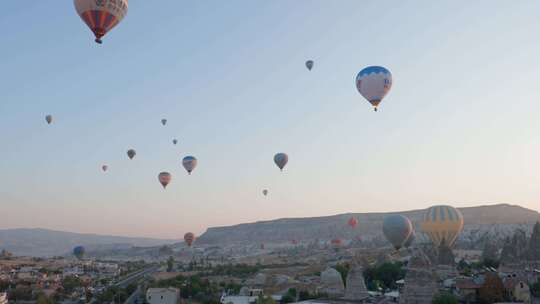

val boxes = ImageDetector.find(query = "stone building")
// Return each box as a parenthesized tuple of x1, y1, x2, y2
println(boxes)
(399, 249, 439, 304)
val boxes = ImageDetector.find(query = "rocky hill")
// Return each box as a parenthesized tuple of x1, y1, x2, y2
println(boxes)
(0, 228, 177, 257)
(197, 204, 540, 245)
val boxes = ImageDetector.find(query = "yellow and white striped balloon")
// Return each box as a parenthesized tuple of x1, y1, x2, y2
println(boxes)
(421, 205, 464, 248)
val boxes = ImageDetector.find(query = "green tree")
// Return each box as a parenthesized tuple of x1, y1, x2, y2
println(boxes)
(530, 222, 540, 260)
(62, 275, 82, 294)
(281, 288, 297, 304)
(432, 293, 458, 304)
(363, 262, 405, 291)
(333, 263, 350, 286)
(167, 256, 175, 272)
(531, 281, 540, 297)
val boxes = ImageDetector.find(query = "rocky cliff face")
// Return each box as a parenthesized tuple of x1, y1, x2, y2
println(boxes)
(197, 204, 540, 245)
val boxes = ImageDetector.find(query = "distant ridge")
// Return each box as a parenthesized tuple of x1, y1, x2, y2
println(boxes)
(197, 204, 540, 245)
(0, 228, 177, 257)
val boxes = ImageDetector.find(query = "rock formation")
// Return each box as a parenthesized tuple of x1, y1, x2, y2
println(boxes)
(344, 264, 369, 300)
(399, 249, 439, 304)
(320, 267, 344, 298)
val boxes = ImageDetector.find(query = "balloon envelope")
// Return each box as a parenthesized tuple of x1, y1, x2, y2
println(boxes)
(158, 172, 172, 189)
(173, 139, 178, 145)
(74, 0, 128, 44)
(127, 149, 136, 160)
(355, 66, 392, 111)
(348, 217, 358, 229)
(382, 215, 413, 250)
(161, 119, 167, 126)
(421, 205, 464, 248)
(274, 153, 288, 171)
(45, 115, 52, 124)
(182, 156, 197, 174)
(73, 246, 85, 260)
(331, 238, 342, 247)
(306, 60, 314, 71)
(262, 189, 268, 196)
(184, 232, 195, 247)
(102, 165, 108, 172)
(404, 229, 416, 248)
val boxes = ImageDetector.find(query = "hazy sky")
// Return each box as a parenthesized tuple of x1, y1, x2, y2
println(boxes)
(1, 1, 540, 239)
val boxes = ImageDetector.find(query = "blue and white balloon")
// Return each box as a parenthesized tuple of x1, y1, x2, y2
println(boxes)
(182, 156, 197, 175)
(355, 66, 392, 111)
(274, 153, 288, 171)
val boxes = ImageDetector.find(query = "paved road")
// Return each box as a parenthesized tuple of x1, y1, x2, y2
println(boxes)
(115, 265, 160, 289)
(124, 286, 142, 304)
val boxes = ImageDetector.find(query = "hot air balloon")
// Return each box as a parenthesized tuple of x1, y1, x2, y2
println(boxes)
(102, 165, 108, 172)
(173, 139, 178, 145)
(184, 232, 195, 247)
(127, 149, 136, 160)
(348, 217, 358, 229)
(355, 66, 392, 111)
(158, 172, 171, 189)
(274, 153, 288, 171)
(331, 238, 342, 247)
(45, 115, 53, 125)
(161, 119, 167, 126)
(74, 0, 128, 44)
(306, 60, 314, 71)
(404, 229, 416, 248)
(182, 156, 197, 174)
(73, 246, 85, 260)
(382, 215, 413, 250)
(262, 189, 268, 196)
(421, 205, 464, 248)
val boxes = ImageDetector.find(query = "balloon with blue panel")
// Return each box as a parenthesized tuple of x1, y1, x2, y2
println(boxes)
(274, 153, 289, 171)
(382, 214, 413, 250)
(355, 66, 393, 111)
(73, 246, 86, 260)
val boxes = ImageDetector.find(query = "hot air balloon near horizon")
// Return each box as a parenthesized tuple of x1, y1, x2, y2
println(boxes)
(173, 139, 178, 145)
(184, 232, 195, 247)
(127, 149, 136, 160)
(421, 205, 464, 248)
(182, 156, 197, 174)
(73, 246, 85, 260)
(161, 119, 167, 126)
(306, 60, 314, 71)
(101, 165, 108, 172)
(382, 215, 413, 251)
(262, 189, 268, 196)
(274, 153, 288, 171)
(348, 217, 358, 229)
(331, 238, 342, 247)
(158, 172, 172, 189)
(45, 115, 53, 125)
(74, 0, 128, 44)
(355, 66, 392, 111)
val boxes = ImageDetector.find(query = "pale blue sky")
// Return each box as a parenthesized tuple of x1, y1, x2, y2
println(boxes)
(1, 1, 540, 239)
